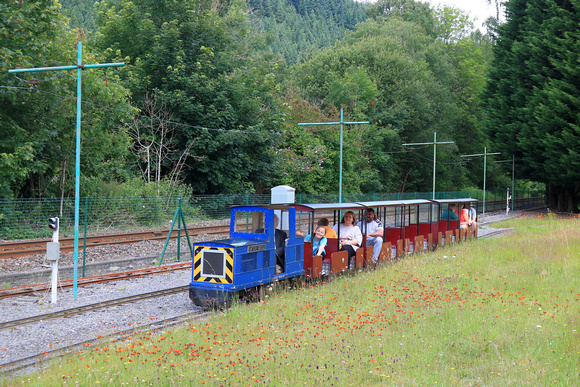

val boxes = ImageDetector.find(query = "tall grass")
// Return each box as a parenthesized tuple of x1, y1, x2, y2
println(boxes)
(4, 214, 579, 385)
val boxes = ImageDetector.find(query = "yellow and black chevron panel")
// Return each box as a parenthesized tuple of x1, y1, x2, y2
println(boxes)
(193, 246, 234, 284)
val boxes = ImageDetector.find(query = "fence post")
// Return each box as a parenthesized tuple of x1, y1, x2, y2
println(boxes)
(82, 197, 89, 278)
(177, 197, 182, 262)
(159, 197, 192, 265)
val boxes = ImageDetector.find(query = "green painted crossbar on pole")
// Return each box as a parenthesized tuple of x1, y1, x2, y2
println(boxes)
(298, 108, 369, 203)
(9, 42, 124, 299)
(461, 147, 500, 222)
(403, 132, 454, 200)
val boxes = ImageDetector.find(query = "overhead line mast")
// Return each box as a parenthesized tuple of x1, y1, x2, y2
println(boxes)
(9, 42, 125, 299)
(298, 108, 370, 203)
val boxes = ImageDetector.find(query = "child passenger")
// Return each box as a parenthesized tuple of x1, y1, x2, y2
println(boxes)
(304, 226, 327, 258)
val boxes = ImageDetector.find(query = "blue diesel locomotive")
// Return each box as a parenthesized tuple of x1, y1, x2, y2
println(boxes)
(189, 205, 304, 307)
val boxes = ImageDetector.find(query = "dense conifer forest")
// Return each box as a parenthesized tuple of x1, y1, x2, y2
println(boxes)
(1, 0, 578, 211)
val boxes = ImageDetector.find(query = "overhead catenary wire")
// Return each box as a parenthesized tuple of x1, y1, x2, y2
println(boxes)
(0, 84, 462, 159)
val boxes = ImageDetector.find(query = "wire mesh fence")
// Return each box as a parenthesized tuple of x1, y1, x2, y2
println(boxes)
(0, 189, 544, 240)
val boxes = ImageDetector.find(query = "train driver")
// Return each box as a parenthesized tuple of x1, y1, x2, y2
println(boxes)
(274, 214, 287, 274)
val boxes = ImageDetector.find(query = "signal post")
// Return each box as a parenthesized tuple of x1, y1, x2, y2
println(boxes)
(47, 217, 60, 304)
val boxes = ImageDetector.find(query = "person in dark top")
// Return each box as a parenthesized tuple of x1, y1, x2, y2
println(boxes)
(274, 214, 287, 274)
(441, 203, 459, 220)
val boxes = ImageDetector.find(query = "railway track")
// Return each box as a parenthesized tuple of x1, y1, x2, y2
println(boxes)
(477, 228, 510, 239)
(0, 284, 191, 331)
(0, 261, 191, 300)
(0, 224, 229, 259)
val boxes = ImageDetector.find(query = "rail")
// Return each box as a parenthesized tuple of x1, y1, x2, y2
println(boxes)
(0, 262, 191, 299)
(0, 225, 229, 259)
(0, 308, 210, 376)
(0, 285, 190, 331)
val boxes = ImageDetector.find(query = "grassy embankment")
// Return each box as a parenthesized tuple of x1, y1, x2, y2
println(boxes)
(5, 214, 579, 385)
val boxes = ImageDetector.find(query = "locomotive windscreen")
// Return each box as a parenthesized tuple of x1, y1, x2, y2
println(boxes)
(201, 250, 226, 278)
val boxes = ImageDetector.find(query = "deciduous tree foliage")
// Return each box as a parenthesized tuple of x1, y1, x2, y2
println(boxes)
(1, 0, 500, 199)
(291, 17, 468, 192)
(95, 0, 289, 194)
(0, 0, 132, 199)
(484, 0, 580, 212)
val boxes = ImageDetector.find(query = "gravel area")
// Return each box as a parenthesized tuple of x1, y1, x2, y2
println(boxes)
(0, 212, 517, 373)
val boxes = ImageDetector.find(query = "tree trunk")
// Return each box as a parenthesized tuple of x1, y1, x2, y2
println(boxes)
(547, 184, 579, 213)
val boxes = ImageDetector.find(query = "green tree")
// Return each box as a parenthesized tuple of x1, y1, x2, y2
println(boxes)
(291, 18, 462, 193)
(484, 0, 580, 212)
(60, 0, 98, 33)
(0, 0, 132, 199)
(431, 5, 495, 189)
(95, 0, 290, 194)
(248, 0, 367, 65)
(366, 0, 436, 37)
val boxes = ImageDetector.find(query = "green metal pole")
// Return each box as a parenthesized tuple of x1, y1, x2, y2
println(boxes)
(159, 209, 179, 265)
(339, 108, 344, 203)
(10, 44, 124, 299)
(403, 132, 453, 200)
(483, 147, 487, 222)
(512, 155, 515, 210)
(297, 112, 368, 204)
(82, 196, 89, 278)
(177, 197, 182, 262)
(72, 42, 83, 296)
(433, 132, 437, 199)
(460, 148, 500, 222)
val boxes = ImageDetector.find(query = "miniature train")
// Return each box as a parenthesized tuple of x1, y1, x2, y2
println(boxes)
(189, 199, 478, 307)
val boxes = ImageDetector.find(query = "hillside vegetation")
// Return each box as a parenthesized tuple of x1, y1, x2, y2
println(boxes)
(2, 0, 578, 211)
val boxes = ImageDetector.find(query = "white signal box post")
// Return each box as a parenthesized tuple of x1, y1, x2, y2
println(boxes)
(47, 217, 60, 304)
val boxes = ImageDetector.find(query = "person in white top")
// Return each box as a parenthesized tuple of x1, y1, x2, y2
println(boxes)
(357, 208, 383, 262)
(333, 211, 363, 265)
(468, 204, 477, 232)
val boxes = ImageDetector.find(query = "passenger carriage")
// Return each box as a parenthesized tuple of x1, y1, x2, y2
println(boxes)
(357, 199, 438, 257)
(431, 198, 479, 244)
(291, 202, 367, 276)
